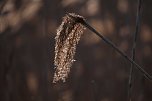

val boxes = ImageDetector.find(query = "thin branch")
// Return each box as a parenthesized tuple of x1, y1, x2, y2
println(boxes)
(67, 13, 152, 81)
(128, 0, 142, 101)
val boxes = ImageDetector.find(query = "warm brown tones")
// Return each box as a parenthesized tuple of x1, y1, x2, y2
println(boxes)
(53, 13, 85, 83)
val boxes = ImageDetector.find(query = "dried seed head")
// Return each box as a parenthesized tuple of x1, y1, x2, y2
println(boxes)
(53, 13, 85, 83)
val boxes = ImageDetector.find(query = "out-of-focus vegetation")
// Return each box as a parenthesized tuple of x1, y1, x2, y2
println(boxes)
(0, 0, 152, 101)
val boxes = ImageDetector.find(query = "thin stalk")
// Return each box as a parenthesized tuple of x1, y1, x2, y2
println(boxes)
(67, 13, 152, 80)
(128, 0, 142, 101)
(82, 20, 152, 80)
(65, 16, 152, 81)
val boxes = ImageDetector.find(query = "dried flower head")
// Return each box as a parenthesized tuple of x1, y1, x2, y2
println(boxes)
(53, 13, 85, 83)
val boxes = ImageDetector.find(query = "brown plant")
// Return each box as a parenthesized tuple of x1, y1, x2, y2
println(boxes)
(53, 13, 85, 83)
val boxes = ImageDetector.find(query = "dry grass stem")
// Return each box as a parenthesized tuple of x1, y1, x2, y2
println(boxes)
(53, 13, 85, 83)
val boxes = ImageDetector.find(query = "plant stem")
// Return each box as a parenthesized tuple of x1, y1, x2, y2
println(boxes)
(80, 19, 152, 81)
(128, 0, 142, 101)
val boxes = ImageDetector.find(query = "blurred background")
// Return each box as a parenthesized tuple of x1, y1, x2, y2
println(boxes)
(0, 0, 152, 101)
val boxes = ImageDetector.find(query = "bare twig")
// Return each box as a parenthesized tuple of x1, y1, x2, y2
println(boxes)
(68, 13, 152, 81)
(128, 0, 142, 101)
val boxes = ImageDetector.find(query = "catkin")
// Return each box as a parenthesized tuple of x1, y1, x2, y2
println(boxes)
(53, 13, 85, 83)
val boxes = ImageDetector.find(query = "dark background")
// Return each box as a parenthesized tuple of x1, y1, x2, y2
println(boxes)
(0, 0, 152, 101)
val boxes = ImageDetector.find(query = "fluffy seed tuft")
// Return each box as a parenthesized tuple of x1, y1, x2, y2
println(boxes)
(53, 13, 85, 83)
